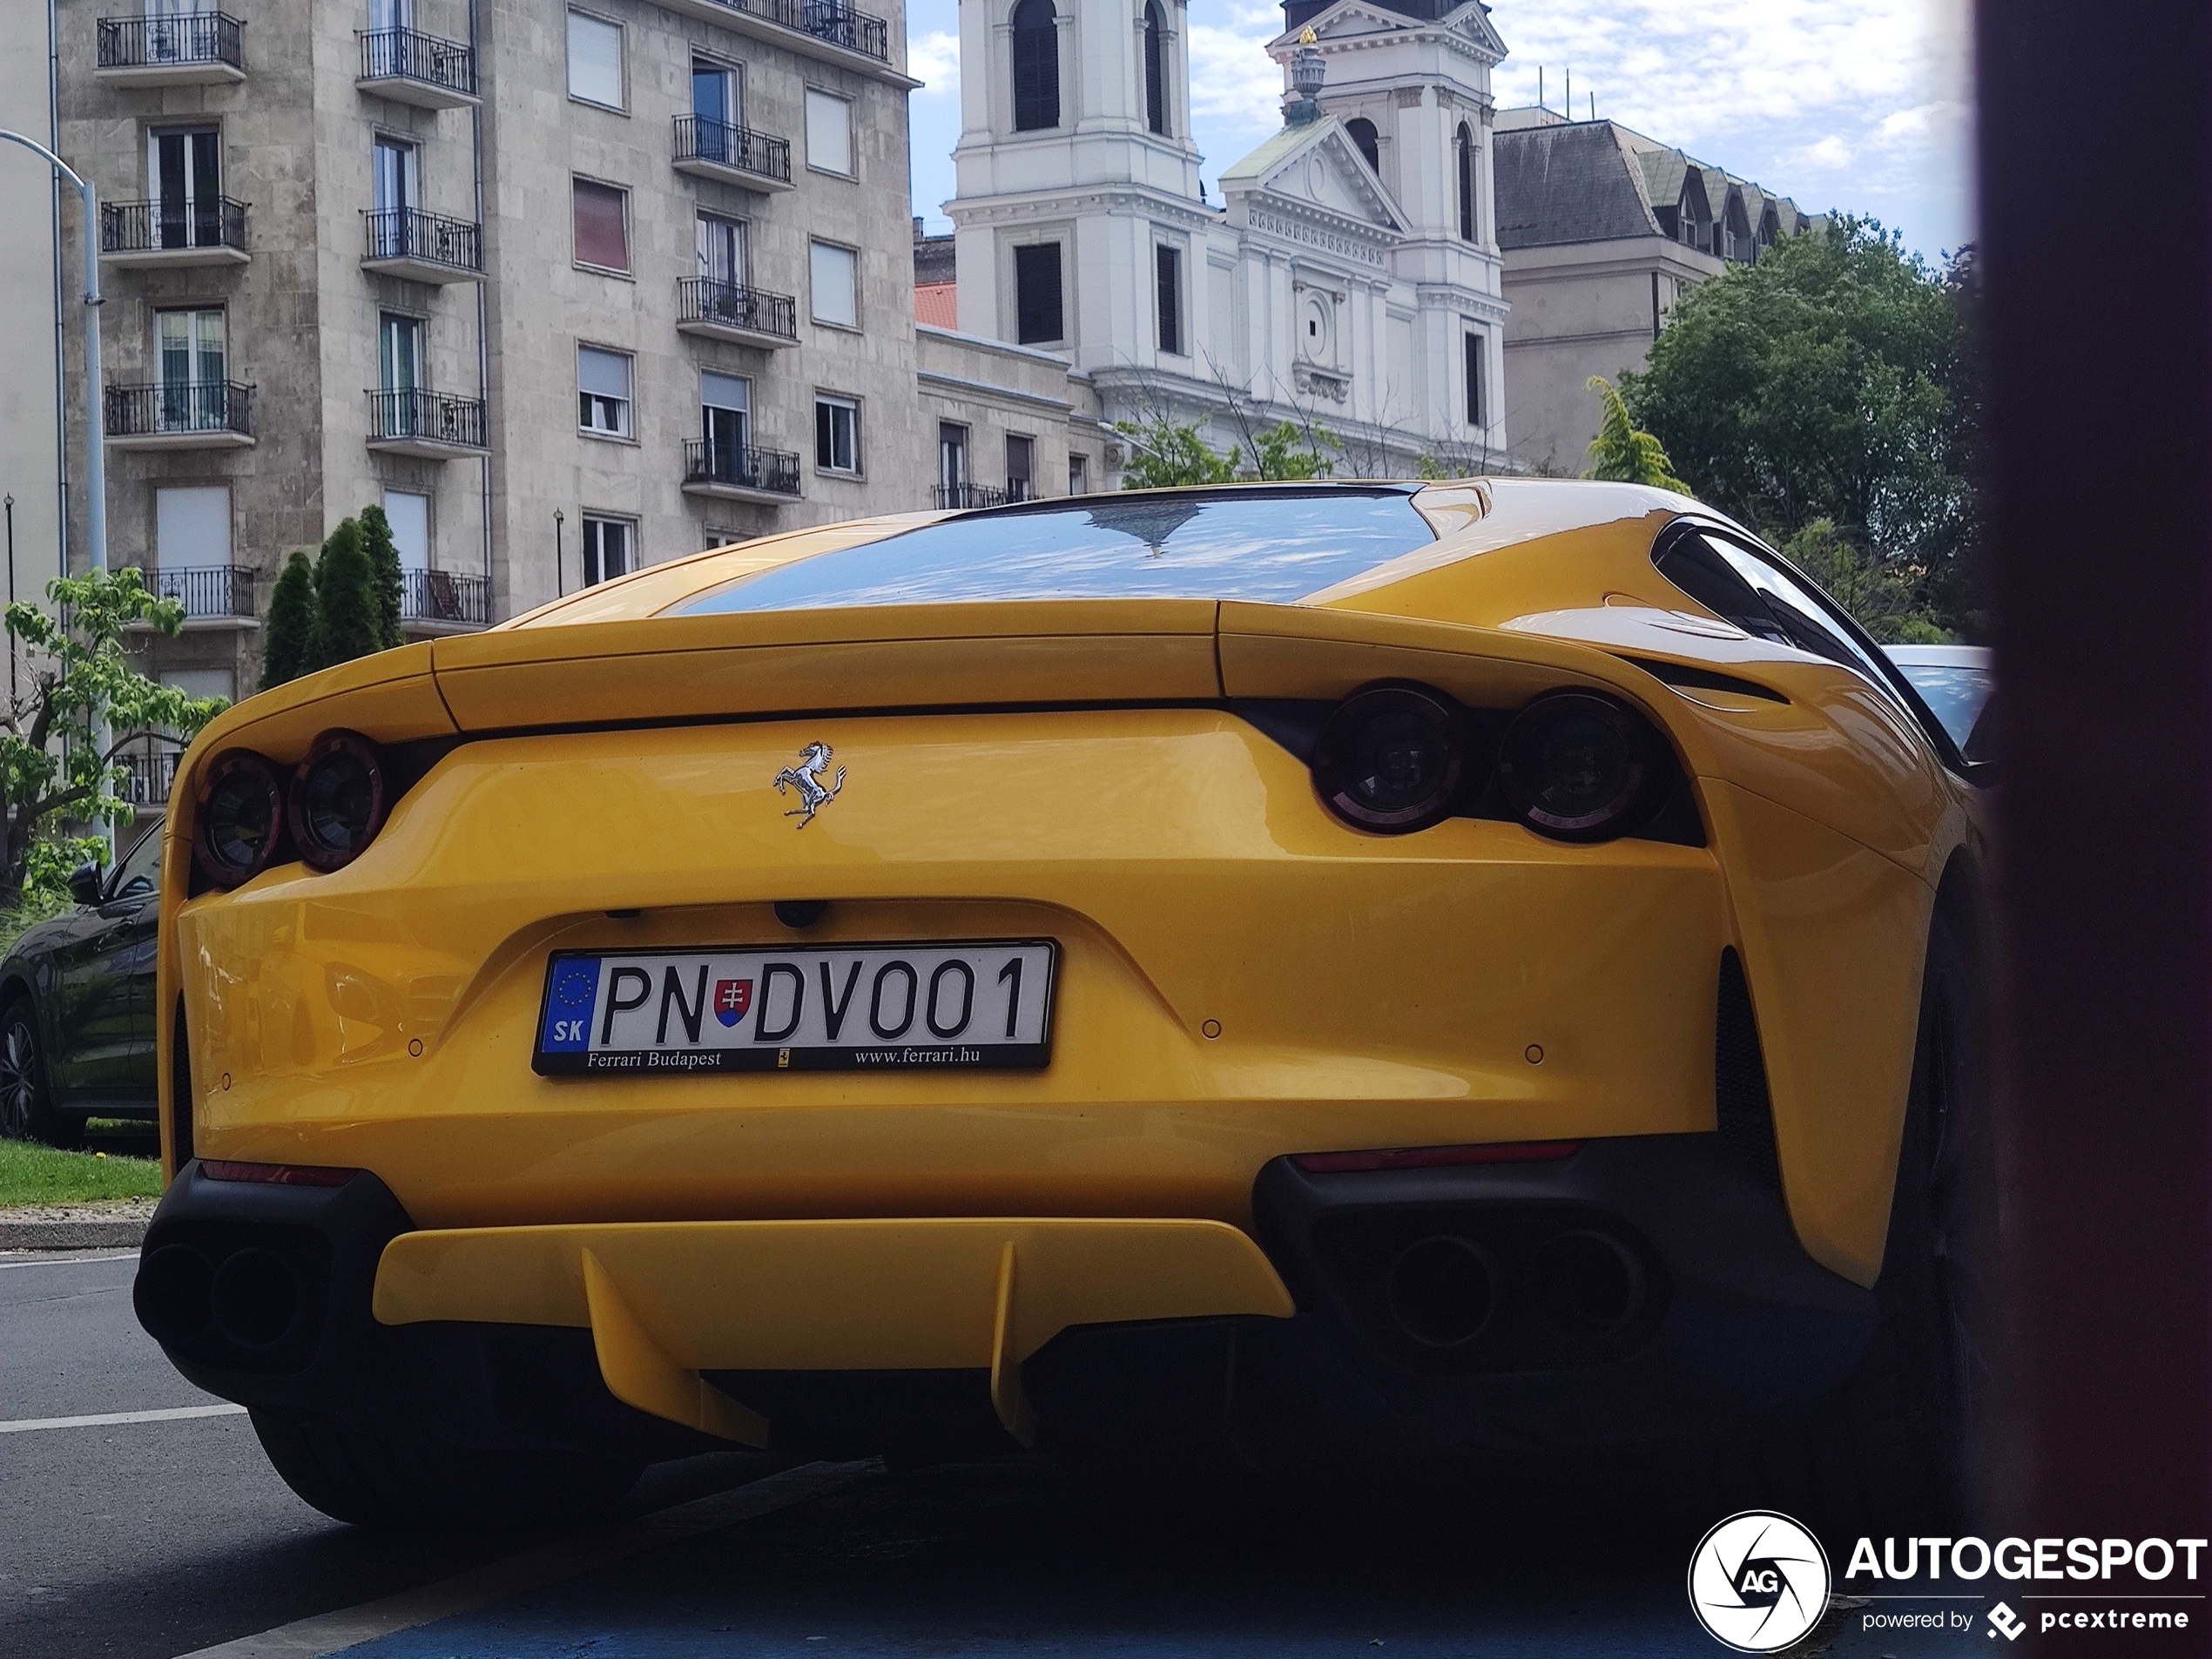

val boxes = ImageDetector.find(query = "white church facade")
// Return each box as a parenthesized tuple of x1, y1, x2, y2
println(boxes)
(941, 0, 1513, 480)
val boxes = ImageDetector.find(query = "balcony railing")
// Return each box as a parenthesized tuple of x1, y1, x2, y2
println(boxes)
(932, 482, 1031, 510)
(677, 277, 799, 341)
(368, 388, 487, 449)
(671, 116, 792, 185)
(105, 381, 253, 440)
(357, 25, 476, 98)
(101, 197, 248, 257)
(401, 568, 489, 627)
(139, 563, 255, 620)
(683, 0, 888, 61)
(685, 439, 802, 496)
(118, 739, 182, 809)
(97, 13, 245, 73)
(364, 207, 482, 273)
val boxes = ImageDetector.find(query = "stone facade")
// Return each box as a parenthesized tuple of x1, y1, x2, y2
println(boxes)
(34, 0, 1033, 732)
(941, 0, 1511, 479)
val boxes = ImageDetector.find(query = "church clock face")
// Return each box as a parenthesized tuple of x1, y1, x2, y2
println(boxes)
(1300, 292, 1334, 363)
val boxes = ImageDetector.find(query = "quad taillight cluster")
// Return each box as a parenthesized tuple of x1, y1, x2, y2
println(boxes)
(192, 731, 389, 889)
(1311, 685, 1672, 843)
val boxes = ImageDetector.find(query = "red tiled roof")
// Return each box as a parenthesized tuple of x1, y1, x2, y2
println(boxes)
(914, 282, 958, 329)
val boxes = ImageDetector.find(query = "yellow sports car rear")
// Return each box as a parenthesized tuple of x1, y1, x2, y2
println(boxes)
(132, 481, 1987, 1527)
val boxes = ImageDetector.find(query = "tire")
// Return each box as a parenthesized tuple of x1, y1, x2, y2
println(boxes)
(1790, 907, 1995, 1533)
(249, 1409, 644, 1531)
(0, 1001, 78, 1149)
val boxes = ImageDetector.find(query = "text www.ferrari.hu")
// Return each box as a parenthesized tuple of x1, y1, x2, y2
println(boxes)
(853, 1045, 987, 1065)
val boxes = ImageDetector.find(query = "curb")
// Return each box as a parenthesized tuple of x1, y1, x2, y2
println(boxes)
(0, 1218, 147, 1251)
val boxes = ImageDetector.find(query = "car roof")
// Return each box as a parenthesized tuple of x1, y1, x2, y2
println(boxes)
(1883, 645, 1992, 668)
(501, 478, 1705, 631)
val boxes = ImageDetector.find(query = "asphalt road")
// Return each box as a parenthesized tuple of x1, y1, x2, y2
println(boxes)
(2, 1248, 1964, 1658)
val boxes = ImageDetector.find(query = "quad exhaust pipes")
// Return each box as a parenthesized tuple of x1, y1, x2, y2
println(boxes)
(135, 1243, 306, 1353)
(1383, 1227, 1646, 1352)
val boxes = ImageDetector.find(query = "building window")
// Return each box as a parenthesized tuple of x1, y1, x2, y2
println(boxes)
(577, 345, 633, 437)
(566, 10, 624, 109)
(1006, 434, 1034, 500)
(1155, 243, 1184, 356)
(149, 127, 220, 250)
(1067, 453, 1088, 496)
(581, 515, 633, 586)
(572, 177, 630, 273)
(1346, 117, 1379, 174)
(369, 134, 418, 258)
(696, 212, 745, 287)
(1010, 0, 1058, 132)
(692, 57, 739, 131)
(155, 485, 230, 570)
(810, 239, 858, 327)
(1143, 0, 1166, 136)
(815, 394, 860, 473)
(1455, 122, 1474, 242)
(155, 307, 226, 430)
(1013, 242, 1062, 344)
(939, 421, 968, 492)
(806, 89, 853, 176)
(702, 371, 751, 478)
(1464, 331, 1485, 428)
(384, 489, 430, 571)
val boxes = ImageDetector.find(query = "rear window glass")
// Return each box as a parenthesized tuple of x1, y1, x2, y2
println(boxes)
(671, 489, 1435, 613)
(1893, 664, 1993, 757)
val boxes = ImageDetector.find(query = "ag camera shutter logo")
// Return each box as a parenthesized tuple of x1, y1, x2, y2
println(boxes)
(1688, 1510, 1832, 1651)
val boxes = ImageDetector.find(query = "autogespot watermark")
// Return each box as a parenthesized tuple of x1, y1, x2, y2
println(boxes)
(1689, 1518, 2210, 1648)
(1688, 1511, 1832, 1652)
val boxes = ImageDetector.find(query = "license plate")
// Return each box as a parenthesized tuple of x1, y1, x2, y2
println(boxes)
(533, 940, 1058, 1076)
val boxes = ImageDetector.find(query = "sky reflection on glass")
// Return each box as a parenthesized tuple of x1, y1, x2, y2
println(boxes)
(674, 489, 1434, 613)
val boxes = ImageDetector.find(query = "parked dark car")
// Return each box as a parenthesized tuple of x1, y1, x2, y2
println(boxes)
(0, 826, 162, 1146)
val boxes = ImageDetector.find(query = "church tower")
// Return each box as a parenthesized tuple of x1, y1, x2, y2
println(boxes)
(1271, 0, 1509, 455)
(946, 0, 1209, 360)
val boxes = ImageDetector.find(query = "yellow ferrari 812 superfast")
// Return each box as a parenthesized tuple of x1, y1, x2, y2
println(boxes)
(132, 481, 1988, 1527)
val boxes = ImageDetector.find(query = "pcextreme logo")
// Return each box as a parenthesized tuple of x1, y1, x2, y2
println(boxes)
(1688, 1510, 1832, 1652)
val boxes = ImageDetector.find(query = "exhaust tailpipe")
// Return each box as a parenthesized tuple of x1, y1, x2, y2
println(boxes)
(133, 1244, 215, 1346)
(209, 1247, 302, 1350)
(1386, 1235, 1497, 1350)
(1528, 1229, 1645, 1339)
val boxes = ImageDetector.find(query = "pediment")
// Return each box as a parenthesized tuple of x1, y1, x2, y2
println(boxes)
(1229, 120, 1405, 236)
(1272, 1, 1507, 62)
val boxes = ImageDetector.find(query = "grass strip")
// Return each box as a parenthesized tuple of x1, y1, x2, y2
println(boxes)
(0, 1136, 163, 1206)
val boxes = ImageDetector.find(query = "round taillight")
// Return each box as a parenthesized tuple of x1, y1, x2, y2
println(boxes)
(1496, 692, 1666, 842)
(1312, 685, 1467, 833)
(287, 732, 388, 873)
(192, 752, 287, 889)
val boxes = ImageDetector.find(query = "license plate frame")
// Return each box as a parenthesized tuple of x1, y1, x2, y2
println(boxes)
(532, 939, 1059, 1077)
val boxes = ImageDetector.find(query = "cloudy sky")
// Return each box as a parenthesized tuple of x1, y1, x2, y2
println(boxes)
(904, 0, 1974, 261)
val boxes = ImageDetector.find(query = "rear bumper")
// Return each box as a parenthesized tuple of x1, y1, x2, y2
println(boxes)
(136, 1133, 1872, 1463)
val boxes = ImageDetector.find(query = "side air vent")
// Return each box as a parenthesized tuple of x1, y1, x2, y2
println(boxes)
(1617, 657, 1789, 705)
(171, 1000, 194, 1167)
(1715, 948, 1782, 1190)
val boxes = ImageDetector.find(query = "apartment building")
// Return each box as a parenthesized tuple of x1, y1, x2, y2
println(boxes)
(41, 0, 929, 739)
(1492, 107, 1824, 472)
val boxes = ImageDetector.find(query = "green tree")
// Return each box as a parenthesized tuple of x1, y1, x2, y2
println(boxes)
(1774, 521, 1951, 644)
(312, 517, 383, 670)
(1584, 378, 1689, 492)
(1249, 420, 1337, 481)
(1115, 419, 1239, 489)
(1621, 218, 1973, 593)
(359, 502, 404, 649)
(261, 550, 318, 691)
(0, 568, 226, 908)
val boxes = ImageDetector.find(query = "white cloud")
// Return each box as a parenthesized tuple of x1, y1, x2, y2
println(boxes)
(1185, 3, 1289, 138)
(908, 28, 959, 97)
(1803, 135, 1854, 170)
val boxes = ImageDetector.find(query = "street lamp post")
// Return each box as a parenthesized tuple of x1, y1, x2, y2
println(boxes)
(3, 129, 113, 865)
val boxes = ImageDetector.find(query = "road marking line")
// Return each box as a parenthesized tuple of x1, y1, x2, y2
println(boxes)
(175, 1458, 878, 1659)
(0, 1251, 141, 1270)
(0, 1403, 248, 1433)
